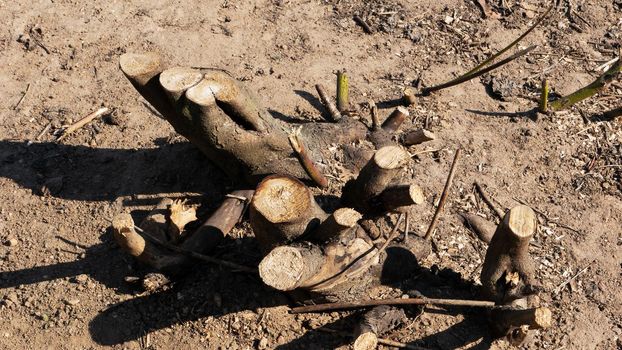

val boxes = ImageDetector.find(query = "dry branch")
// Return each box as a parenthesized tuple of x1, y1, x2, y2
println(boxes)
(342, 145, 410, 215)
(56, 107, 110, 141)
(474, 181, 505, 219)
(424, 148, 462, 240)
(315, 84, 342, 122)
(290, 296, 496, 313)
(461, 213, 496, 244)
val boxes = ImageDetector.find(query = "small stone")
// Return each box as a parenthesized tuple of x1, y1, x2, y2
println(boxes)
(64, 298, 80, 306)
(5, 292, 19, 304)
(257, 337, 268, 349)
(5, 238, 18, 247)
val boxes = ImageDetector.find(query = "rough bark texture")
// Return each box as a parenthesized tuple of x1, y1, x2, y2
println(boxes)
(480, 205, 538, 304)
(120, 52, 368, 185)
(353, 306, 407, 350)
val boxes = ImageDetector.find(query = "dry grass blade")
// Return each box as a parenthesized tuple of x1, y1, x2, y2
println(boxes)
(57, 107, 110, 141)
(421, 1, 554, 94)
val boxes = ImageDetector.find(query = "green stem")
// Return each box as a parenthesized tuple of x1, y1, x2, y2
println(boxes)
(336, 70, 349, 113)
(549, 59, 622, 111)
(539, 79, 549, 113)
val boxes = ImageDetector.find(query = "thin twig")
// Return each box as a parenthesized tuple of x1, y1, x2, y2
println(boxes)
(553, 262, 592, 294)
(425, 149, 462, 240)
(27, 122, 51, 146)
(290, 296, 496, 314)
(315, 328, 430, 350)
(56, 107, 110, 141)
(13, 83, 30, 110)
(474, 181, 505, 219)
(131, 225, 257, 274)
(288, 128, 329, 188)
(315, 84, 342, 122)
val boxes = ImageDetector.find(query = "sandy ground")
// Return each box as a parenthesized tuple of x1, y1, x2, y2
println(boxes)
(1, 0, 621, 349)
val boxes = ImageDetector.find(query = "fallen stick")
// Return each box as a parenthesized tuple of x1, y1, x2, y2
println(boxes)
(553, 263, 592, 295)
(474, 181, 505, 219)
(132, 225, 257, 273)
(424, 148, 462, 240)
(315, 84, 342, 122)
(289, 129, 329, 188)
(27, 122, 51, 146)
(316, 328, 430, 350)
(290, 296, 496, 313)
(13, 83, 30, 110)
(57, 107, 110, 141)
(353, 15, 373, 34)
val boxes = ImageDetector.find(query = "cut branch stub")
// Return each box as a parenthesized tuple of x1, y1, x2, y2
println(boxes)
(159, 66, 203, 104)
(250, 175, 328, 250)
(259, 243, 325, 291)
(342, 145, 410, 215)
(381, 106, 409, 132)
(490, 306, 552, 344)
(461, 213, 496, 244)
(480, 205, 537, 303)
(111, 213, 186, 273)
(181, 190, 254, 254)
(312, 207, 362, 243)
(377, 184, 425, 214)
(401, 128, 436, 146)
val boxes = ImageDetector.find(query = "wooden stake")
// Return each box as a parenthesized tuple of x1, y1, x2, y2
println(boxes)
(315, 84, 342, 122)
(402, 87, 417, 106)
(424, 148, 462, 240)
(369, 100, 380, 130)
(290, 296, 496, 313)
(56, 107, 110, 141)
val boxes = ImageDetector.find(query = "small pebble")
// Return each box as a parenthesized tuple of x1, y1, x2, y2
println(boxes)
(5, 238, 18, 247)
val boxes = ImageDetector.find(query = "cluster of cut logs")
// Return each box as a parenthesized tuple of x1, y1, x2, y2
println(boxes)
(111, 52, 551, 348)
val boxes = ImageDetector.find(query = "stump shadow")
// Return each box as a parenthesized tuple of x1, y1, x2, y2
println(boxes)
(0, 140, 230, 202)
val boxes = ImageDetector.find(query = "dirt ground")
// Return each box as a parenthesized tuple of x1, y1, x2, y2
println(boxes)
(1, 0, 621, 349)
